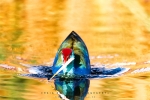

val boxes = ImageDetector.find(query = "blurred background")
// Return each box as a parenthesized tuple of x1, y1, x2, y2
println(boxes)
(0, 0, 150, 100)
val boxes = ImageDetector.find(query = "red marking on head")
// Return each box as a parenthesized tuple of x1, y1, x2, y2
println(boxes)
(62, 48, 72, 63)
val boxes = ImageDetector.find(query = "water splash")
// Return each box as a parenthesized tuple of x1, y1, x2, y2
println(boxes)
(2, 59, 150, 79)
(18, 65, 129, 80)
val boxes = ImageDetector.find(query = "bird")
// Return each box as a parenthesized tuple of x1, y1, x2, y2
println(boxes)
(52, 31, 91, 77)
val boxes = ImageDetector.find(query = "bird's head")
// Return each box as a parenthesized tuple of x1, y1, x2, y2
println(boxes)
(61, 48, 74, 63)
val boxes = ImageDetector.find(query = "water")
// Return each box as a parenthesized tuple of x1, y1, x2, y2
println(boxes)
(1, 0, 150, 100)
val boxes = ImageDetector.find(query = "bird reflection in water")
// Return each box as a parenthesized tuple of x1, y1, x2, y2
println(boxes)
(54, 79, 90, 100)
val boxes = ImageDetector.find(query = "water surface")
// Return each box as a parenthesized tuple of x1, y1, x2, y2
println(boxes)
(1, 0, 150, 100)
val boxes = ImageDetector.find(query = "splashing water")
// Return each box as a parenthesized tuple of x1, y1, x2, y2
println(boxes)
(1, 56, 150, 79)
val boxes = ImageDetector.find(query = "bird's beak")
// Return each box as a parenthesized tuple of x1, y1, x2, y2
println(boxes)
(63, 56, 69, 63)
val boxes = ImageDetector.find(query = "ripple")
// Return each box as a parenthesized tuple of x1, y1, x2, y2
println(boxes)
(131, 67, 150, 74)
(20, 66, 129, 80)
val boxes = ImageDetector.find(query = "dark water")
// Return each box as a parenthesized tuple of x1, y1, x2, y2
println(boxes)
(1, 0, 150, 100)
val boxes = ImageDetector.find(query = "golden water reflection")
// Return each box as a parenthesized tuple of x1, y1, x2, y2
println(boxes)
(0, 0, 150, 100)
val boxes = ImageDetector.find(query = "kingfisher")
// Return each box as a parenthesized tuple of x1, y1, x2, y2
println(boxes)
(52, 31, 91, 77)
